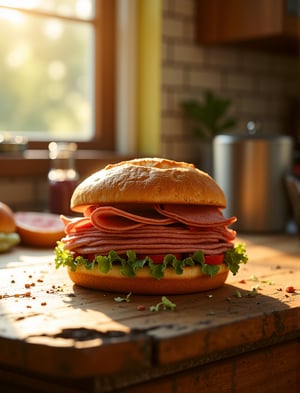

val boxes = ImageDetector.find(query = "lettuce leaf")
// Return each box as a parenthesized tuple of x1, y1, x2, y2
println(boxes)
(0, 232, 20, 252)
(224, 243, 248, 275)
(201, 263, 220, 277)
(120, 251, 147, 277)
(150, 296, 176, 312)
(55, 242, 248, 279)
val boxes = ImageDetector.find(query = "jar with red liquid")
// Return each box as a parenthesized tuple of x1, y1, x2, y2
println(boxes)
(48, 142, 79, 215)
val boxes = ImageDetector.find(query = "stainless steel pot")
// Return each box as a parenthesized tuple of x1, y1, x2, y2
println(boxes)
(213, 126, 293, 232)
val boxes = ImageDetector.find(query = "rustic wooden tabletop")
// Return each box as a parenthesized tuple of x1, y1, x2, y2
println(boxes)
(0, 234, 299, 392)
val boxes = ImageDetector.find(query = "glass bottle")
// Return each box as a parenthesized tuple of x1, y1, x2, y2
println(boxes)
(48, 142, 79, 215)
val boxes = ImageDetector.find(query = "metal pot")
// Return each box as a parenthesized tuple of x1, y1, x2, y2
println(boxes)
(213, 123, 293, 232)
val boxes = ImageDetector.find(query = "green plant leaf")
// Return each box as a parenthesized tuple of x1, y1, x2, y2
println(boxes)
(181, 90, 237, 138)
(218, 117, 237, 132)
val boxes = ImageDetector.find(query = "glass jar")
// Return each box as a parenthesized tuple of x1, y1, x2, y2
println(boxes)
(48, 142, 79, 215)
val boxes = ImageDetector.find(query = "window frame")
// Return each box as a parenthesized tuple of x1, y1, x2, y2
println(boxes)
(1, 0, 116, 151)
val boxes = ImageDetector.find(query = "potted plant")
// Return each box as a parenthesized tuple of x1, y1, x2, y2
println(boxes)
(181, 90, 237, 174)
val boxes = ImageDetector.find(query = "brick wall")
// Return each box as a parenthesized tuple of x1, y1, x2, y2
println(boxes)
(0, 176, 48, 212)
(160, 0, 298, 167)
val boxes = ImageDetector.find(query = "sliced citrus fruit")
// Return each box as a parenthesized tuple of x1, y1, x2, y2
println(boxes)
(14, 211, 65, 248)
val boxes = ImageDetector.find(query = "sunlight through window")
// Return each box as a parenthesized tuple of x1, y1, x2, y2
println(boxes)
(0, 0, 95, 141)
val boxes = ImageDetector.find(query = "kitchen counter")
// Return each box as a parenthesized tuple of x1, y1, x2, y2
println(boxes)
(0, 235, 299, 393)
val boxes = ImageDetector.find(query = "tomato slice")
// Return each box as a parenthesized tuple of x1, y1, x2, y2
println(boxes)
(205, 254, 225, 265)
(137, 253, 183, 264)
(87, 254, 96, 262)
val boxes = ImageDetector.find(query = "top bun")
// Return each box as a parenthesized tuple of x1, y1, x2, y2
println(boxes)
(0, 202, 16, 233)
(71, 158, 226, 212)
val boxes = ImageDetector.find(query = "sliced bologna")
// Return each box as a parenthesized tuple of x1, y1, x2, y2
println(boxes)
(155, 204, 237, 227)
(90, 205, 175, 231)
(60, 204, 237, 256)
(70, 242, 233, 256)
(61, 215, 94, 233)
(61, 222, 235, 256)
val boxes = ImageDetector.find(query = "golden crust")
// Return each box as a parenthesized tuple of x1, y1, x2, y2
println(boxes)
(67, 264, 229, 294)
(0, 202, 16, 233)
(71, 157, 226, 212)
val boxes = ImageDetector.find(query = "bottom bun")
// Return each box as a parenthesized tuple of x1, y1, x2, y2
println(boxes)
(67, 264, 229, 295)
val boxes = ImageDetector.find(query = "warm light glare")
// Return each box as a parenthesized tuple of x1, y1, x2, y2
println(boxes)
(76, 0, 92, 19)
(0, 8, 24, 25)
(44, 19, 64, 40)
(0, 0, 94, 19)
(0, 0, 41, 8)
(0, 0, 94, 140)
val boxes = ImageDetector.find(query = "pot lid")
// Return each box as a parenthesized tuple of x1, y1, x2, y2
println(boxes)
(214, 120, 293, 143)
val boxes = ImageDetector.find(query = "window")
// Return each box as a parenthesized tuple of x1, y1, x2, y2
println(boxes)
(0, 0, 116, 150)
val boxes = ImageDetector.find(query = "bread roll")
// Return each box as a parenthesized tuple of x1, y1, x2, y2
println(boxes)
(71, 157, 226, 212)
(0, 202, 16, 233)
(67, 264, 229, 295)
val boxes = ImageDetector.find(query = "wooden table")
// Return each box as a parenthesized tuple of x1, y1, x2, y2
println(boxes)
(0, 235, 299, 393)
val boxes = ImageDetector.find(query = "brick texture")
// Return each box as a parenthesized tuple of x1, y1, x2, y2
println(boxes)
(161, 0, 298, 166)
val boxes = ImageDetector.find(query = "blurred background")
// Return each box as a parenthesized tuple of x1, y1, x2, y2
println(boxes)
(0, 0, 298, 230)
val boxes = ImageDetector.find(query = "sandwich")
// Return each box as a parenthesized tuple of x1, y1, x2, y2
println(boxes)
(55, 158, 247, 294)
(0, 201, 20, 252)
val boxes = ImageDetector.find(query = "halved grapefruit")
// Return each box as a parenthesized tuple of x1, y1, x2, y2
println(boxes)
(14, 212, 65, 248)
